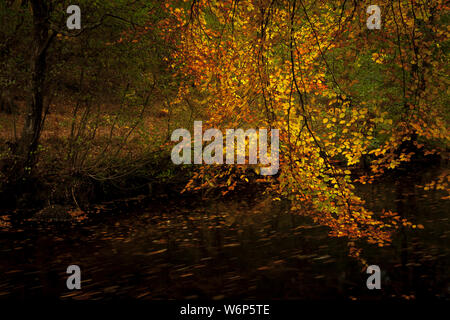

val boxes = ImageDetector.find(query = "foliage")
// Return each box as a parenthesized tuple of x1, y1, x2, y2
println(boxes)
(163, 0, 449, 248)
(0, 1, 183, 201)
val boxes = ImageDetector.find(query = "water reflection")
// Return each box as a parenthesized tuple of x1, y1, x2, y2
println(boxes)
(0, 168, 448, 300)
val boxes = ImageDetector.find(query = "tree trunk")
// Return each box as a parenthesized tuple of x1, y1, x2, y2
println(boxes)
(15, 0, 54, 179)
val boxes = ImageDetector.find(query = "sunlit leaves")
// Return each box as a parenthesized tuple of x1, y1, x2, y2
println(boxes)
(164, 0, 448, 251)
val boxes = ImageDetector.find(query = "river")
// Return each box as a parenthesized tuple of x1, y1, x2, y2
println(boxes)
(0, 166, 448, 301)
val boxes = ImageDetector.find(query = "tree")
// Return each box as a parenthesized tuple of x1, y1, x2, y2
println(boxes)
(3, 0, 171, 186)
(14, 0, 55, 179)
(164, 0, 449, 249)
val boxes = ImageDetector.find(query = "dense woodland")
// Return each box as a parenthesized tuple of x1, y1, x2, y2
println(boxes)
(0, 0, 448, 263)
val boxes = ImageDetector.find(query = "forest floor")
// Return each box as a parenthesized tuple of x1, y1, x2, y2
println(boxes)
(0, 100, 171, 147)
(0, 100, 184, 210)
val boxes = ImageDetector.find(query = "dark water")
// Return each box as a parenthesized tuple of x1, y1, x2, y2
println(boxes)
(0, 168, 448, 301)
